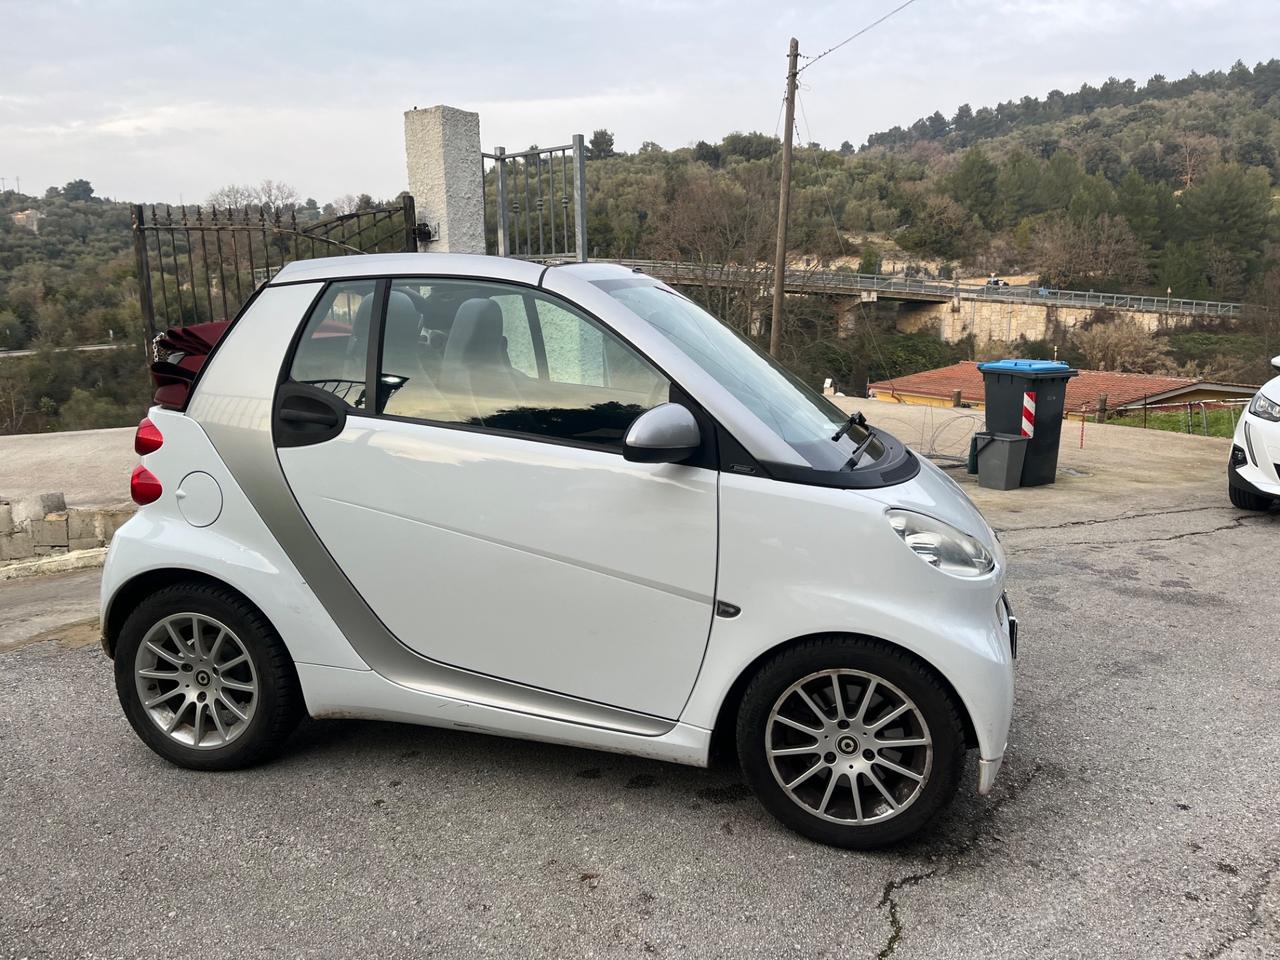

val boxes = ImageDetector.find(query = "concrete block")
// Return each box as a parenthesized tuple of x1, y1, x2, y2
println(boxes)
(0, 531, 35, 561)
(12, 492, 67, 526)
(66, 510, 99, 542)
(404, 105, 485, 254)
(33, 544, 69, 556)
(69, 537, 101, 552)
(97, 509, 135, 541)
(0, 502, 12, 535)
(29, 518, 69, 547)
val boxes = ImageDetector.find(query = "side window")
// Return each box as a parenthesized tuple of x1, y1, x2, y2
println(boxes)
(378, 278, 669, 450)
(288, 279, 376, 409)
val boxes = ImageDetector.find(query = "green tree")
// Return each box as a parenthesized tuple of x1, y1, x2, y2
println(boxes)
(62, 179, 95, 202)
(857, 243, 882, 274)
(720, 132, 779, 162)
(945, 148, 999, 227)
(589, 128, 616, 160)
(898, 196, 977, 259)
(1178, 164, 1272, 282)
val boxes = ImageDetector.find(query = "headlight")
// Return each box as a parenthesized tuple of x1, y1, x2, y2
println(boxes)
(887, 509, 995, 578)
(1249, 392, 1280, 422)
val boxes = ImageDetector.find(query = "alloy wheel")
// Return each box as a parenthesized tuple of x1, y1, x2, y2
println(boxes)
(765, 669, 932, 824)
(133, 613, 259, 749)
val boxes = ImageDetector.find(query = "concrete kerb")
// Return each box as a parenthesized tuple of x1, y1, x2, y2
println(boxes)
(0, 546, 107, 582)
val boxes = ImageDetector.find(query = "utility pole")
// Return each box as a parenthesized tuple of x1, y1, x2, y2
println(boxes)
(769, 36, 799, 358)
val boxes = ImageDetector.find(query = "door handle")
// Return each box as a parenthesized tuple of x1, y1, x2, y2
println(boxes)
(279, 407, 340, 426)
(274, 382, 349, 448)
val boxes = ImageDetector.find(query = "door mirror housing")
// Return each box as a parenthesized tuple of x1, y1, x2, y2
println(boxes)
(623, 403, 701, 464)
(1271, 354, 1280, 372)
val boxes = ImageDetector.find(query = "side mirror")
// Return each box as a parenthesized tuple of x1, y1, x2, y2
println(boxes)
(623, 403, 701, 464)
(1271, 355, 1280, 372)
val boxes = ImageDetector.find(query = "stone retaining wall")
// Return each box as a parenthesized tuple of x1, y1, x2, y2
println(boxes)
(0, 492, 133, 563)
(894, 298, 1197, 343)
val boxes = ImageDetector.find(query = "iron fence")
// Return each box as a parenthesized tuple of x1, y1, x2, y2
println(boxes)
(482, 137, 587, 261)
(131, 196, 418, 345)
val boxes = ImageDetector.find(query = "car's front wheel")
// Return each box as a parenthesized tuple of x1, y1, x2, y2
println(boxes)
(737, 636, 966, 849)
(113, 581, 302, 770)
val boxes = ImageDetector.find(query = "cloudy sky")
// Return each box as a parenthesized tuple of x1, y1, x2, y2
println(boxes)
(1, 0, 1274, 205)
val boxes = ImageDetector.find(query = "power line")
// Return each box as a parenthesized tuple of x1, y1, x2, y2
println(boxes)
(798, 0, 921, 74)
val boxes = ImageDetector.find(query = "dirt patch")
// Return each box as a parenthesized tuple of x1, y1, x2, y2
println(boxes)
(1, 616, 100, 654)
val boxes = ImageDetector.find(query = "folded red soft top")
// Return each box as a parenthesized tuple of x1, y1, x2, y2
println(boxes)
(150, 320, 232, 408)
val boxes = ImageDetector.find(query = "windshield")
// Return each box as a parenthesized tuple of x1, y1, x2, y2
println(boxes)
(598, 279, 878, 471)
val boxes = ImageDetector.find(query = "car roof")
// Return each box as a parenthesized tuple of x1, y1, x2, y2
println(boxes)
(269, 252, 548, 285)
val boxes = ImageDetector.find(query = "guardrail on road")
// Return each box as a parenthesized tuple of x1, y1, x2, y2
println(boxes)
(598, 259, 1244, 319)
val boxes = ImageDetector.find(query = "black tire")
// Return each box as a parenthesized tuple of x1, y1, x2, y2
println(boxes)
(1229, 481, 1273, 512)
(736, 635, 966, 849)
(113, 581, 303, 771)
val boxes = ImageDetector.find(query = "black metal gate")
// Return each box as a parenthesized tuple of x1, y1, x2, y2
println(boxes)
(132, 195, 420, 348)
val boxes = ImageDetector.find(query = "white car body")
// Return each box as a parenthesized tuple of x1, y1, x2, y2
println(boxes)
(101, 254, 1015, 805)
(1230, 360, 1280, 506)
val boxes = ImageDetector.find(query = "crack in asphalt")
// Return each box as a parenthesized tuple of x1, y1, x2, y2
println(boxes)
(1198, 859, 1279, 959)
(875, 871, 938, 960)
(872, 761, 1046, 959)
(1010, 515, 1269, 551)
(995, 505, 1232, 536)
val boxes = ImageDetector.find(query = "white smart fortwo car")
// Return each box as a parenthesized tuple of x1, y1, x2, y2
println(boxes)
(1229, 355, 1280, 512)
(102, 254, 1016, 848)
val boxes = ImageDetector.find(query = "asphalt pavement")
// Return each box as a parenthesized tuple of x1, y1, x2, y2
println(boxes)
(1, 433, 1278, 959)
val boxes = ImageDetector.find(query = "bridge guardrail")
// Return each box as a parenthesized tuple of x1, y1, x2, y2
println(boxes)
(603, 259, 1243, 319)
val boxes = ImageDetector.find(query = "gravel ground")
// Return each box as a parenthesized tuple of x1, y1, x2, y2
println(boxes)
(1, 424, 1278, 959)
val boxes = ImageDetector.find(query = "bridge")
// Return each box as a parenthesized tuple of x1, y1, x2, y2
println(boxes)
(601, 259, 1243, 320)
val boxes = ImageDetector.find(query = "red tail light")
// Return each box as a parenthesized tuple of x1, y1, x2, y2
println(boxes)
(130, 465, 163, 505)
(135, 417, 164, 455)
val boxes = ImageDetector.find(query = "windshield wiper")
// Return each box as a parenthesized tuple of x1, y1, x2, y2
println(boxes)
(830, 410, 867, 443)
(841, 430, 877, 470)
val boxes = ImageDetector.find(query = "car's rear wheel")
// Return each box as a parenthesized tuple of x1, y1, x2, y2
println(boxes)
(1229, 481, 1274, 512)
(114, 582, 302, 770)
(737, 636, 966, 849)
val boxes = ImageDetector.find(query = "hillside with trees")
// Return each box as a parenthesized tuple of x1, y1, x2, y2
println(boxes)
(2, 59, 1279, 433)
(574, 59, 1280, 385)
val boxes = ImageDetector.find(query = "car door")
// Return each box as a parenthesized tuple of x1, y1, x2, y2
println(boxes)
(273, 276, 718, 720)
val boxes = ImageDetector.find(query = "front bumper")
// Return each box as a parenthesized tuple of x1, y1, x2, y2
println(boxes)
(974, 593, 1017, 795)
(978, 755, 1003, 795)
(1232, 414, 1280, 496)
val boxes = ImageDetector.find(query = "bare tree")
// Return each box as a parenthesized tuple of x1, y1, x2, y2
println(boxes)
(1032, 213, 1147, 287)
(206, 183, 256, 208)
(255, 179, 299, 210)
(0, 366, 33, 435)
(647, 165, 776, 333)
(1071, 314, 1168, 372)
(205, 179, 300, 211)
(1174, 134, 1218, 190)
(329, 194, 360, 216)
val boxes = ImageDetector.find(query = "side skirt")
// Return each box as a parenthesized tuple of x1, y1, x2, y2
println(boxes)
(297, 663, 712, 767)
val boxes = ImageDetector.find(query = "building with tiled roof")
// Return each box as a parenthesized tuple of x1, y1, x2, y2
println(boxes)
(867, 361, 1257, 416)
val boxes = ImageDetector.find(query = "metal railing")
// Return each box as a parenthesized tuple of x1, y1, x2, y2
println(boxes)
(131, 198, 417, 343)
(482, 138, 587, 261)
(600, 259, 1244, 319)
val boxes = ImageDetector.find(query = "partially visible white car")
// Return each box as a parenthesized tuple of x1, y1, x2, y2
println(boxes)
(1229, 355, 1280, 511)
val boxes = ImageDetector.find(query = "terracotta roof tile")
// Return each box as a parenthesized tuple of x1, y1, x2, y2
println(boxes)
(867, 361, 1246, 411)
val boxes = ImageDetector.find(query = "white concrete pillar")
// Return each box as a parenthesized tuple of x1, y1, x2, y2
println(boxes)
(404, 105, 485, 254)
